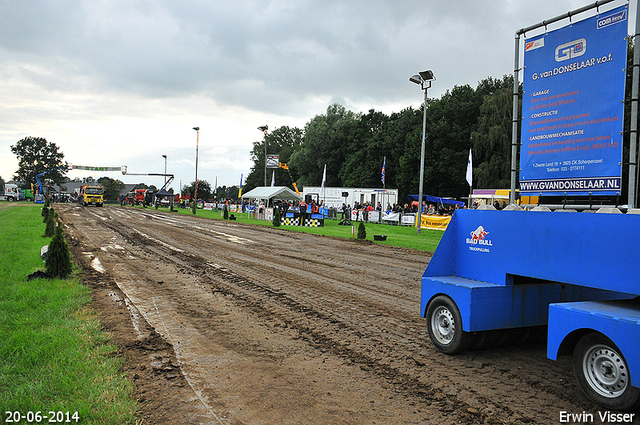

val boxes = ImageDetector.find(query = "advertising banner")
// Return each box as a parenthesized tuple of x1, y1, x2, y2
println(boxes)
(416, 214, 452, 231)
(266, 155, 280, 169)
(519, 5, 627, 195)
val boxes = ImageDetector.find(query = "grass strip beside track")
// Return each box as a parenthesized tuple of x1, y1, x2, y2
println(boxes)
(0, 203, 137, 425)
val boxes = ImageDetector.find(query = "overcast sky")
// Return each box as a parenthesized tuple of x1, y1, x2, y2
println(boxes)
(1, 0, 635, 191)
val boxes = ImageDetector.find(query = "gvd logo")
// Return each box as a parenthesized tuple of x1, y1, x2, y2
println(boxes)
(555, 38, 586, 62)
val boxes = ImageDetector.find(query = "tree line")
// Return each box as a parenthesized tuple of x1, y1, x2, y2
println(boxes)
(244, 75, 517, 203)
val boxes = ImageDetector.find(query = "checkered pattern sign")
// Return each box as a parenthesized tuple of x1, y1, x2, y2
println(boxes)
(281, 217, 324, 227)
(281, 217, 301, 226)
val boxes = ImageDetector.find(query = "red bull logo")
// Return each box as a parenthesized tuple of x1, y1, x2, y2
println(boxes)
(466, 226, 492, 246)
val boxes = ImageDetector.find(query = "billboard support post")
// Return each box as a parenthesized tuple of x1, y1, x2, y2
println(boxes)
(511, 33, 521, 205)
(628, 2, 640, 208)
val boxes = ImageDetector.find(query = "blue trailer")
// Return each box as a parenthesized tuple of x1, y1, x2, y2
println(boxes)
(421, 207, 640, 410)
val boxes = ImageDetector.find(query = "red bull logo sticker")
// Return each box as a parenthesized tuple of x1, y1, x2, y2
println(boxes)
(466, 226, 492, 252)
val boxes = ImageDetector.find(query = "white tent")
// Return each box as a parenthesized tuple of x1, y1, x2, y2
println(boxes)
(240, 186, 302, 204)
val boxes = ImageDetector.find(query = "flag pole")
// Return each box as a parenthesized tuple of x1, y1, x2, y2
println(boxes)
(466, 148, 473, 208)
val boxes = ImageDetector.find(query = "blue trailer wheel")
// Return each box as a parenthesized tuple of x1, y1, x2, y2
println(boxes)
(573, 332, 640, 411)
(426, 295, 472, 354)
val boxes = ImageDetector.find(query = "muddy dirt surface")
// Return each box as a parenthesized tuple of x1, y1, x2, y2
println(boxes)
(55, 203, 614, 425)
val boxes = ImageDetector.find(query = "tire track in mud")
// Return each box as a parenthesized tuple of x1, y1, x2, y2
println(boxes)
(101, 218, 503, 424)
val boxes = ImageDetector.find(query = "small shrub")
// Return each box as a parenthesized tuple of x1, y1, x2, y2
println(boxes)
(272, 208, 281, 227)
(44, 211, 55, 237)
(42, 206, 49, 222)
(191, 202, 197, 215)
(357, 221, 366, 240)
(45, 222, 73, 279)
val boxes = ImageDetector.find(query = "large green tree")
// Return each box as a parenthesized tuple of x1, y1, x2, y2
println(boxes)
(290, 104, 358, 188)
(342, 109, 390, 188)
(98, 177, 126, 201)
(11, 137, 66, 188)
(182, 180, 212, 200)
(471, 75, 516, 189)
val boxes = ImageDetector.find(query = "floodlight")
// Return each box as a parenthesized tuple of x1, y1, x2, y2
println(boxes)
(419, 70, 435, 81)
(409, 74, 422, 85)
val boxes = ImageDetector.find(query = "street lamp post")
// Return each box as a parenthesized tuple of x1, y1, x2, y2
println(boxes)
(192, 127, 200, 203)
(162, 154, 167, 186)
(409, 70, 435, 234)
(258, 125, 269, 186)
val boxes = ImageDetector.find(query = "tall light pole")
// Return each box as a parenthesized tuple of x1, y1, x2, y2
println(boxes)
(162, 154, 167, 186)
(409, 70, 435, 234)
(258, 125, 269, 186)
(193, 127, 200, 202)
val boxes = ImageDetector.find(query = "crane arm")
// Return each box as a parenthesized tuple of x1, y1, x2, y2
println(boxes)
(278, 162, 301, 196)
(35, 162, 69, 195)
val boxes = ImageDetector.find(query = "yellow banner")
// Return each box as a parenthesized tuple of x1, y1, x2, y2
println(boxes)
(416, 214, 451, 231)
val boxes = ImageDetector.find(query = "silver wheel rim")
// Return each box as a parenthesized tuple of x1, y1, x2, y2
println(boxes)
(431, 306, 455, 345)
(583, 343, 629, 398)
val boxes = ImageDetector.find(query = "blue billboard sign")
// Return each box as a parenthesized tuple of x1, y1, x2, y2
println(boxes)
(519, 5, 628, 196)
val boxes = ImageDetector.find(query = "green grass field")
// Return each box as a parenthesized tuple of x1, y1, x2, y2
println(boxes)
(150, 205, 444, 252)
(0, 203, 137, 425)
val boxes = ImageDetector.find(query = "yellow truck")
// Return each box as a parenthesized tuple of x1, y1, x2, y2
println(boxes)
(77, 184, 104, 207)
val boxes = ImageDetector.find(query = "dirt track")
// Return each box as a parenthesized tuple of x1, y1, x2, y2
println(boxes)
(55, 203, 611, 425)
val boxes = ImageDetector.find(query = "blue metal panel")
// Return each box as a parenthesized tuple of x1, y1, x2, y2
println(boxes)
(547, 301, 640, 388)
(421, 276, 627, 332)
(423, 210, 640, 296)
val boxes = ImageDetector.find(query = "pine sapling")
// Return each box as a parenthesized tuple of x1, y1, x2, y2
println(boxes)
(44, 211, 55, 237)
(357, 221, 367, 240)
(45, 222, 73, 279)
(272, 207, 281, 227)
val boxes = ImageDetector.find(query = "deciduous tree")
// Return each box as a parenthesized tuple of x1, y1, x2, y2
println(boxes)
(11, 137, 66, 188)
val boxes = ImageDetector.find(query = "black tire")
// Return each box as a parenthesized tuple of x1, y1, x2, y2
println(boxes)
(509, 327, 532, 346)
(573, 332, 640, 411)
(426, 295, 472, 354)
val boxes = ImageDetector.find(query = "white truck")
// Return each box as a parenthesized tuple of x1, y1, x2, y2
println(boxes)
(0, 184, 23, 202)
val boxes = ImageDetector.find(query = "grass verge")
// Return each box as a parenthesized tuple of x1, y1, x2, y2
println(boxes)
(0, 203, 137, 424)
(146, 205, 444, 252)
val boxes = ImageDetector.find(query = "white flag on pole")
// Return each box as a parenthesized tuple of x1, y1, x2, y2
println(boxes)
(465, 149, 473, 187)
(321, 164, 326, 190)
(271, 170, 275, 187)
